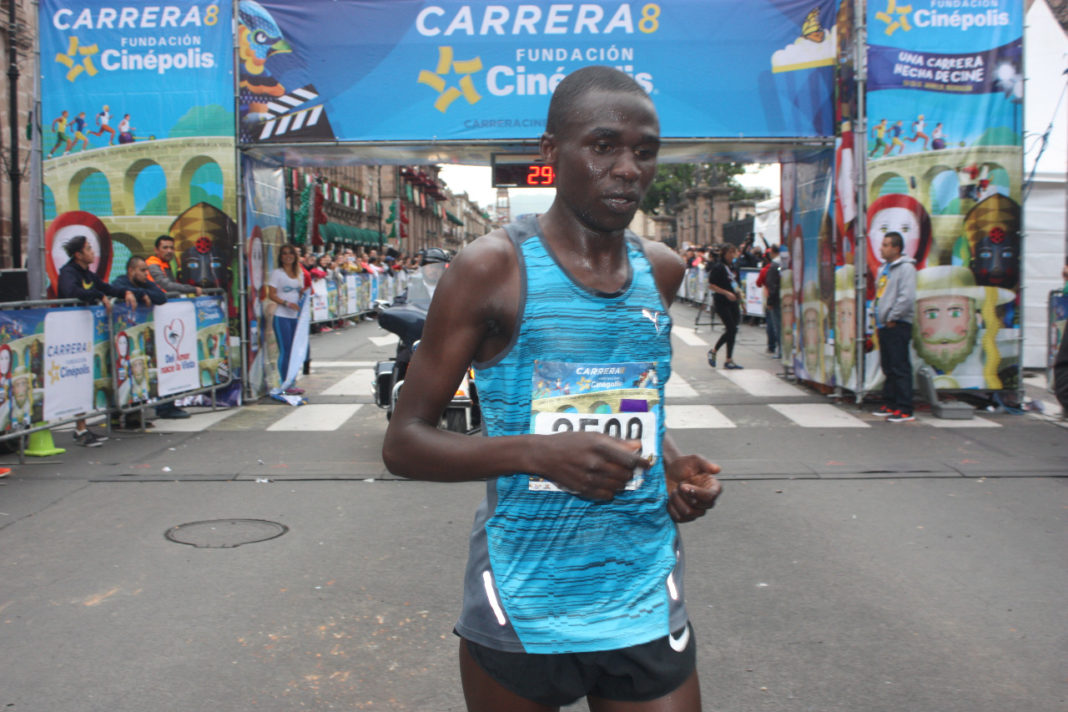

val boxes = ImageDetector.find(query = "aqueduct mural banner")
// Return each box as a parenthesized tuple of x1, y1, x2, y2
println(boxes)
(39, 0, 236, 292)
(863, 0, 1024, 391)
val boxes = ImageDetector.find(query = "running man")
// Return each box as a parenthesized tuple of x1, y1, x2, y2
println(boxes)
(67, 111, 90, 153)
(383, 66, 722, 712)
(89, 104, 115, 144)
(887, 119, 905, 155)
(906, 113, 929, 150)
(869, 118, 887, 157)
(48, 110, 69, 157)
(118, 114, 135, 144)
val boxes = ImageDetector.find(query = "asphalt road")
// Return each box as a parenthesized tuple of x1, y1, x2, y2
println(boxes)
(1, 304, 1065, 711)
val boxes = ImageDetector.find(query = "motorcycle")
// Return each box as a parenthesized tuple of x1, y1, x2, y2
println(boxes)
(372, 251, 480, 434)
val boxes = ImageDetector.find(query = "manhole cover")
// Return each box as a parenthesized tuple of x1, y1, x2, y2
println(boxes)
(165, 519, 288, 548)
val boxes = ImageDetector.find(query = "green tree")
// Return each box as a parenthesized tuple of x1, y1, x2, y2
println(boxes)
(640, 163, 768, 214)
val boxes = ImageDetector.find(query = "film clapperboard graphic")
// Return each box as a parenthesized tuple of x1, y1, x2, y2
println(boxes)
(251, 85, 335, 142)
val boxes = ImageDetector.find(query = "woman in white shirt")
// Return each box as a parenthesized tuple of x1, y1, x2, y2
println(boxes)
(267, 244, 307, 392)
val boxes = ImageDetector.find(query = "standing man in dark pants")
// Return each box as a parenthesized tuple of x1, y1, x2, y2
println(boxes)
(873, 231, 917, 422)
(756, 245, 782, 357)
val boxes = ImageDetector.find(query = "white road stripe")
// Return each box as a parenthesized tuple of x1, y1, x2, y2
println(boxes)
(151, 408, 239, 432)
(720, 370, 806, 397)
(322, 369, 375, 397)
(369, 334, 399, 347)
(769, 403, 870, 428)
(665, 405, 735, 429)
(1022, 375, 1046, 389)
(672, 329, 709, 347)
(664, 375, 698, 399)
(915, 414, 1001, 428)
(312, 360, 376, 369)
(267, 404, 363, 431)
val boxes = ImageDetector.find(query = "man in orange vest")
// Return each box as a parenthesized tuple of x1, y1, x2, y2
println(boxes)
(146, 235, 202, 297)
(145, 235, 200, 419)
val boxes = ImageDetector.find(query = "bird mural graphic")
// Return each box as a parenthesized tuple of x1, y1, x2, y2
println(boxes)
(237, 0, 334, 143)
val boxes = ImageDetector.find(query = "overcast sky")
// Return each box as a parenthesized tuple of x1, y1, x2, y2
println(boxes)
(438, 163, 781, 216)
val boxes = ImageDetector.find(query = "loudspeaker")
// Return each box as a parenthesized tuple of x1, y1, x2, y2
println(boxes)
(0, 269, 29, 303)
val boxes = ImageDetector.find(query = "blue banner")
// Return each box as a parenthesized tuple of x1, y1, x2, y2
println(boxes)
(865, 0, 1024, 392)
(242, 0, 837, 143)
(867, 41, 1023, 95)
(39, 0, 237, 292)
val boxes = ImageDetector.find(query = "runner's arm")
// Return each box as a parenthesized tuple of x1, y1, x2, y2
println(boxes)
(643, 240, 724, 521)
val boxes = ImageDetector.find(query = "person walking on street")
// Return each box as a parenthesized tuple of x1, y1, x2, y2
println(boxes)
(57, 235, 138, 446)
(382, 66, 722, 712)
(874, 231, 917, 422)
(706, 243, 744, 369)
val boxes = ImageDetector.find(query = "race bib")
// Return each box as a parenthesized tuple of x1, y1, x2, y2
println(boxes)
(528, 360, 662, 493)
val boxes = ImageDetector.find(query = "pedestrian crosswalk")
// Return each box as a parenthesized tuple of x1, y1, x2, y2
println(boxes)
(150, 367, 1005, 433)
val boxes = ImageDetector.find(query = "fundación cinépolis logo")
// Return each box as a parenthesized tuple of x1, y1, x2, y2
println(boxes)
(55, 36, 101, 82)
(418, 46, 484, 113)
(873, 0, 1011, 36)
(874, 0, 913, 37)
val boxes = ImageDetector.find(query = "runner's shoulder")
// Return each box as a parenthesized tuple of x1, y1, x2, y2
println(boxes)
(449, 228, 517, 281)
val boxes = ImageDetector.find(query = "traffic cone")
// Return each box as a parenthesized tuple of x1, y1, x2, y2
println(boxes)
(23, 424, 66, 457)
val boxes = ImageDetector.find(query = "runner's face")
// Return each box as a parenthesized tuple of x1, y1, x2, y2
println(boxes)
(544, 89, 660, 233)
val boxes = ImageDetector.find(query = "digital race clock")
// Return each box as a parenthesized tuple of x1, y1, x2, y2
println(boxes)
(491, 155, 556, 188)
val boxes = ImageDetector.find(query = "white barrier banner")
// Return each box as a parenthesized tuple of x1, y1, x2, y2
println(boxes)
(345, 274, 358, 314)
(742, 270, 765, 318)
(43, 309, 95, 421)
(155, 301, 199, 396)
(311, 280, 330, 321)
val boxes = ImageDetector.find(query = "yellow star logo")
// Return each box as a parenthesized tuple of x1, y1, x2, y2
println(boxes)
(55, 36, 100, 83)
(49, 361, 62, 385)
(418, 47, 483, 113)
(875, 0, 913, 36)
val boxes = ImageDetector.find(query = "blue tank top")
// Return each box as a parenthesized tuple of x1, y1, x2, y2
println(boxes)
(455, 215, 688, 654)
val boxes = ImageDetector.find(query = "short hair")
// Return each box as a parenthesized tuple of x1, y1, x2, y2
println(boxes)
(154, 235, 175, 248)
(545, 66, 648, 135)
(883, 231, 904, 252)
(126, 256, 145, 271)
(64, 235, 88, 258)
(769, 245, 780, 256)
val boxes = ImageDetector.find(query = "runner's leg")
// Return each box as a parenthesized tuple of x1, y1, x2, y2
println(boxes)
(588, 670, 701, 712)
(459, 640, 559, 712)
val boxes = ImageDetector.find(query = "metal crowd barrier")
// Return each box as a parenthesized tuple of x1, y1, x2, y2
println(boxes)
(109, 289, 234, 432)
(307, 270, 407, 326)
(0, 290, 235, 459)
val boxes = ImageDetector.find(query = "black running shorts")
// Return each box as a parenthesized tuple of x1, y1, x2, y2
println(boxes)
(463, 623, 696, 707)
